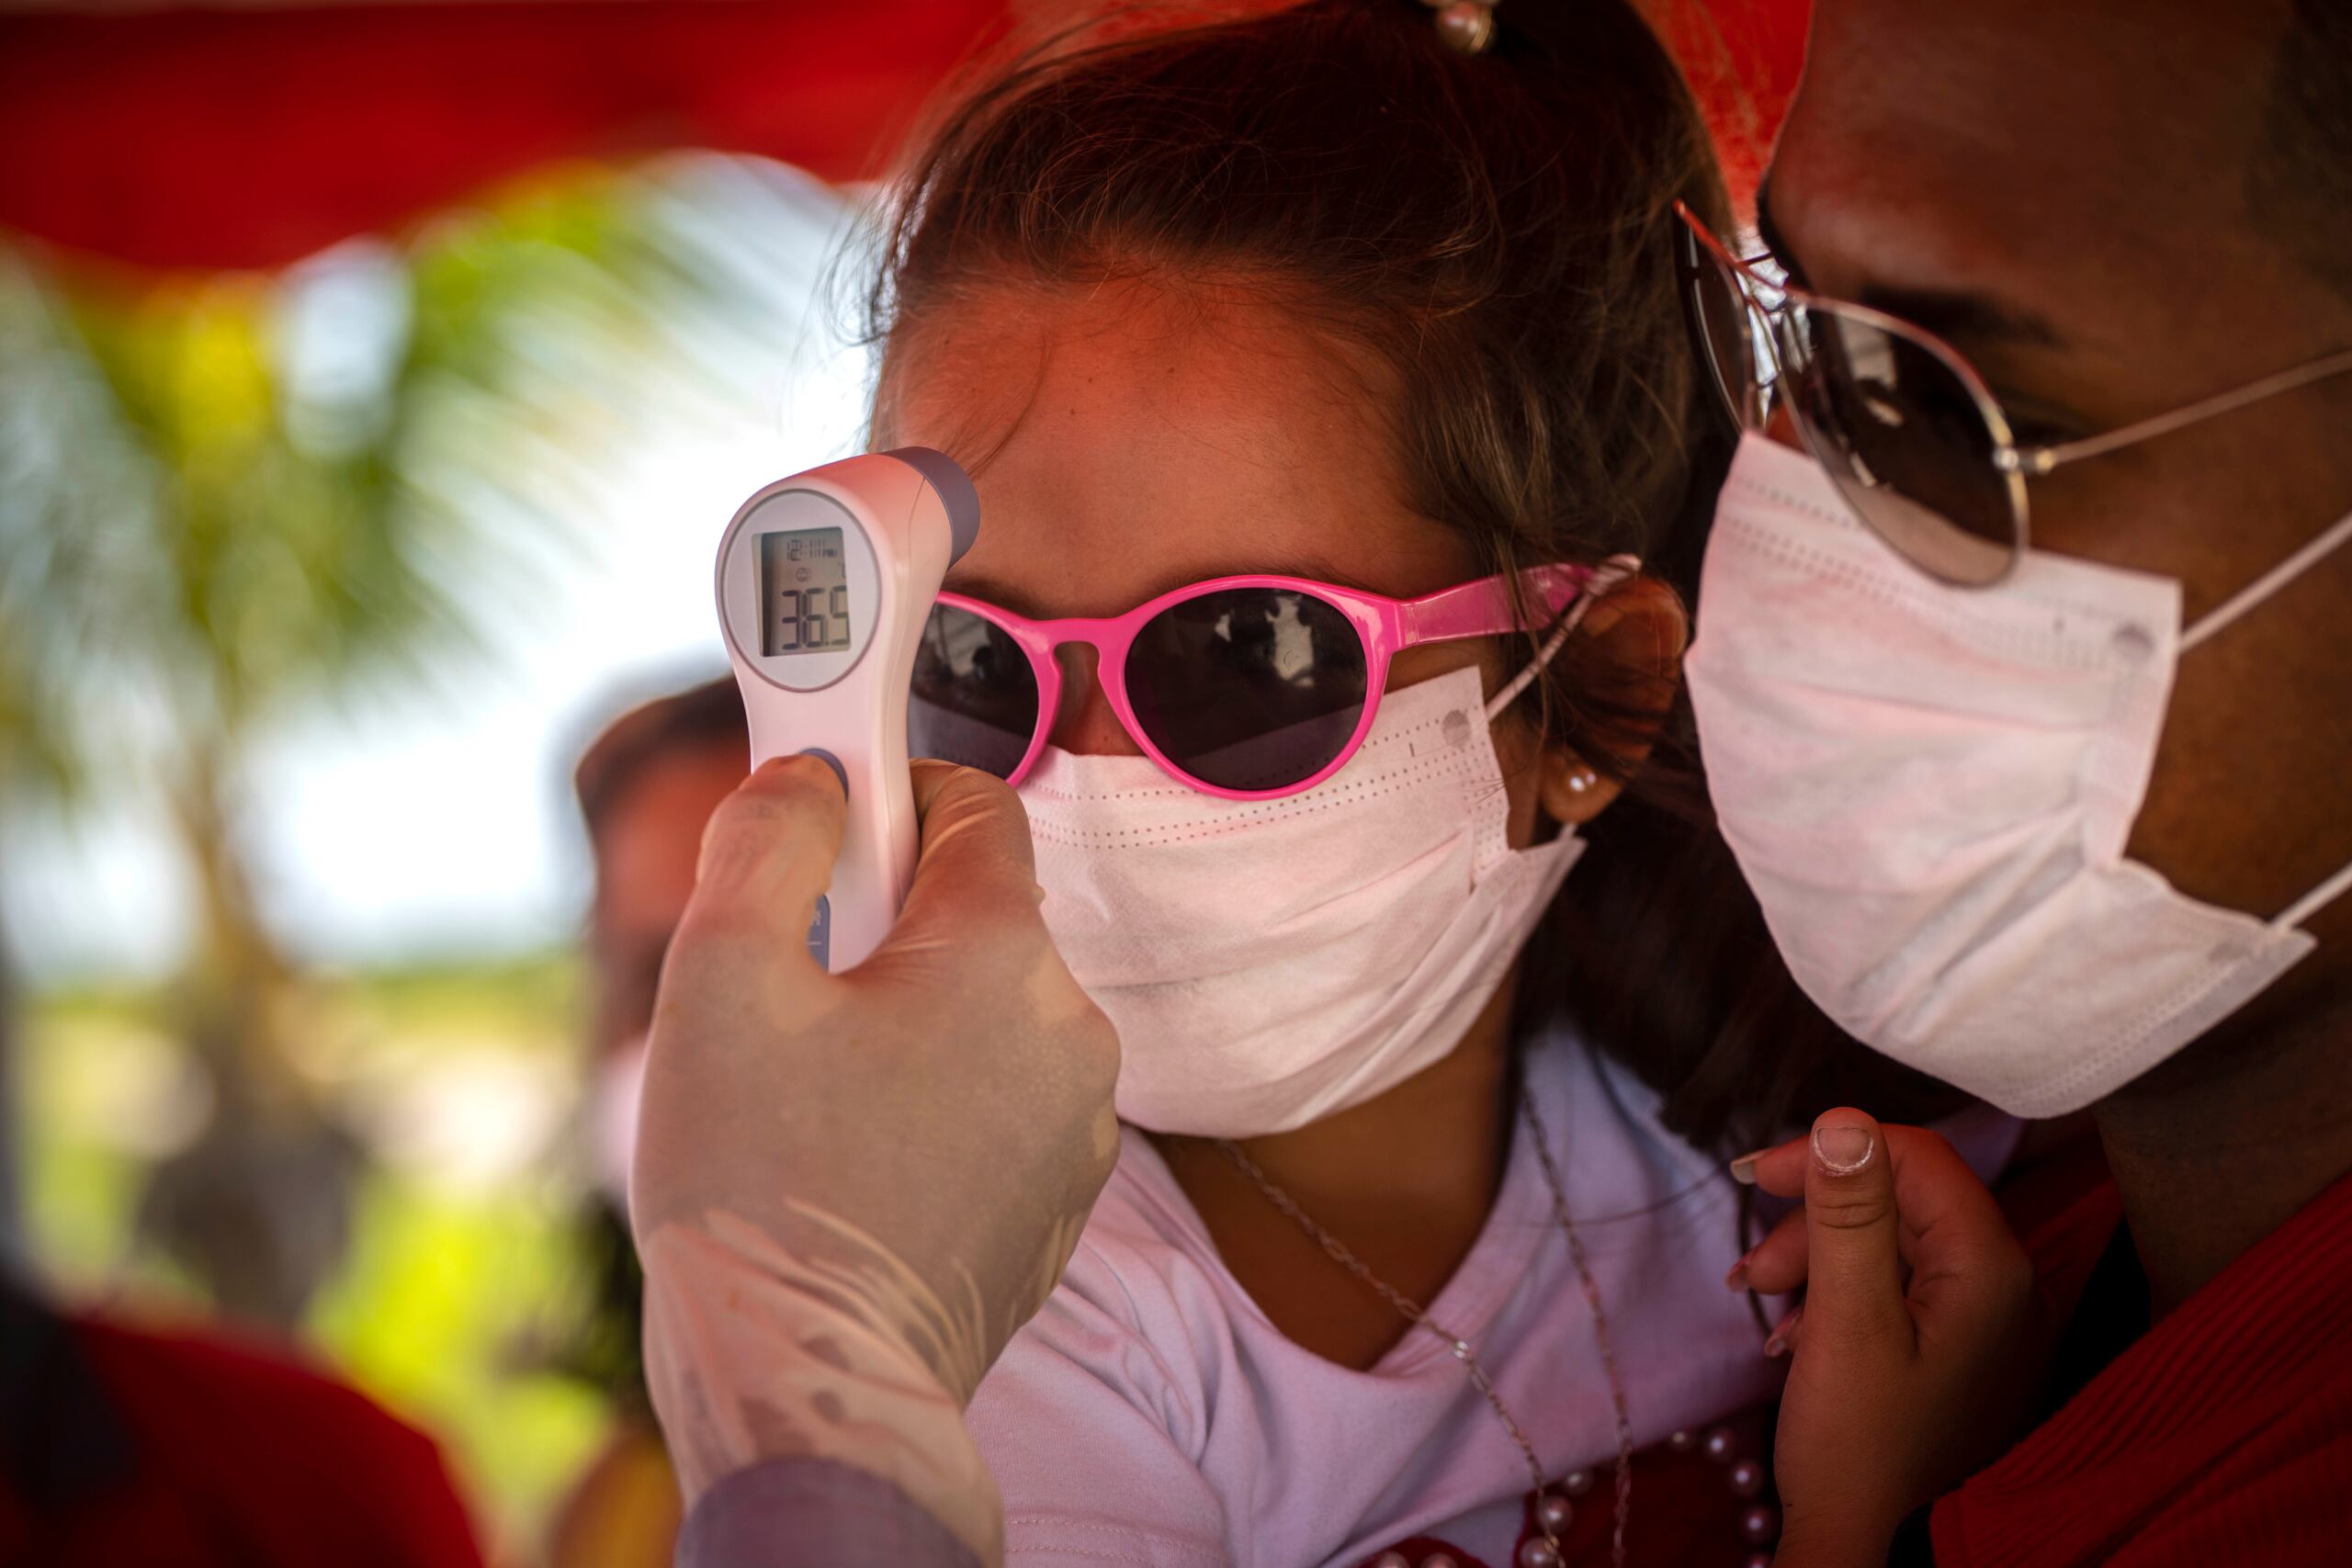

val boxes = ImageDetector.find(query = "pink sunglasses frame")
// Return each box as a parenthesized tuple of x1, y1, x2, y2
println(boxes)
(927, 562, 1611, 801)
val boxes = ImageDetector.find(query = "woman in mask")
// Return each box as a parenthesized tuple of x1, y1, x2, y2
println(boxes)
(860, 3, 2016, 1564)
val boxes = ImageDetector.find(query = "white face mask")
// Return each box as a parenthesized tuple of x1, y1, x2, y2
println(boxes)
(1684, 433, 2352, 1118)
(1021, 663, 1579, 1137)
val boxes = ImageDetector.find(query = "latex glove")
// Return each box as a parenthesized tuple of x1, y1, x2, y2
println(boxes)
(631, 755, 1121, 1567)
(1731, 1109, 2041, 1567)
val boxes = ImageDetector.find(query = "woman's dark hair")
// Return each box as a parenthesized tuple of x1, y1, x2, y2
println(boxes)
(866, 0, 1968, 1156)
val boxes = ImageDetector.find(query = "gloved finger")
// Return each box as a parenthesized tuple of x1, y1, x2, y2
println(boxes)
(865, 759, 1053, 966)
(1729, 1205, 1808, 1298)
(682, 753, 848, 950)
(1796, 1108, 1914, 1351)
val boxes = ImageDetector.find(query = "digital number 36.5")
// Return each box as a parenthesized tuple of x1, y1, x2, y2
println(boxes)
(775, 585, 852, 651)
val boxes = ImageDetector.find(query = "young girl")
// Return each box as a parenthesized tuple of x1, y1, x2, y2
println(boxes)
(867, 4, 2015, 1564)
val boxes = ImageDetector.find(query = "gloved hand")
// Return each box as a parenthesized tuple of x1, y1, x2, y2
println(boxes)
(1732, 1109, 2043, 1568)
(631, 754, 1121, 1567)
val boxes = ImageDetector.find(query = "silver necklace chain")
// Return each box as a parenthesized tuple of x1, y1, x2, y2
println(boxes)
(1522, 1091, 1634, 1568)
(1215, 1092, 1634, 1568)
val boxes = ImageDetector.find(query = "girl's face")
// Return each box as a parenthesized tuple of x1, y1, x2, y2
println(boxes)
(880, 278, 1593, 849)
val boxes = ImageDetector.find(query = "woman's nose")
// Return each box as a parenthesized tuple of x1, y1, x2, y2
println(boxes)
(1046, 645, 1145, 757)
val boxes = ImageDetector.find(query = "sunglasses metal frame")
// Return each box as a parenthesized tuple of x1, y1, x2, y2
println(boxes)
(925, 562, 1610, 800)
(1672, 198, 2352, 584)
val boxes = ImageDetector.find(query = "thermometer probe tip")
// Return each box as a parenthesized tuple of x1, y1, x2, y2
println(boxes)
(882, 446, 980, 567)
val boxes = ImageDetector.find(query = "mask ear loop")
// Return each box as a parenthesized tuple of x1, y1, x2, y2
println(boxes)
(1482, 554, 1643, 719)
(2170, 507, 2352, 931)
(2179, 508, 2352, 653)
(2278, 860, 2352, 931)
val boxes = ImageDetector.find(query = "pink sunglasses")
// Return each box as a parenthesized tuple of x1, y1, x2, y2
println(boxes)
(910, 559, 1631, 800)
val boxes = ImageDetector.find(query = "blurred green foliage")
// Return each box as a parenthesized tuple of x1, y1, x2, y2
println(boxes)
(0, 154, 826, 1561)
(0, 167, 680, 801)
(0, 165, 718, 1336)
(21, 953, 613, 1561)
(2, 152, 767, 1350)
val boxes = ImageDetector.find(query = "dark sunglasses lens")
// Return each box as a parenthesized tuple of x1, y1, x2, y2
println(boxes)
(909, 604, 1038, 778)
(1125, 588, 1368, 792)
(1781, 307, 2019, 584)
(1681, 227, 1768, 429)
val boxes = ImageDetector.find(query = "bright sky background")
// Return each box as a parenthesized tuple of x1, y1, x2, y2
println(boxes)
(6, 157, 876, 982)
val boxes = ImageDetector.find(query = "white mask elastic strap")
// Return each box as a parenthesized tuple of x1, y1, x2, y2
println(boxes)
(2174, 506, 2352, 932)
(1484, 554, 1643, 719)
(2278, 856, 2352, 932)
(2180, 506, 2352, 654)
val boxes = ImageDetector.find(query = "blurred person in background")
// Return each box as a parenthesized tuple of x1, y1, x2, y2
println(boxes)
(549, 675, 748, 1568)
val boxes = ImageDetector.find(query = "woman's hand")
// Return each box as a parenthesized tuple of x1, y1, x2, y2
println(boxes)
(630, 754, 1121, 1565)
(1733, 1110, 2042, 1567)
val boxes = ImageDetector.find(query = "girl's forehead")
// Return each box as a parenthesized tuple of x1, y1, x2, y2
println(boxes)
(881, 281, 1478, 612)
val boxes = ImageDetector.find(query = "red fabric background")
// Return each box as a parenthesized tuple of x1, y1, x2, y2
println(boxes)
(1933, 1171, 2352, 1568)
(0, 1314, 486, 1568)
(0, 0, 1008, 271)
(0, 0, 1807, 270)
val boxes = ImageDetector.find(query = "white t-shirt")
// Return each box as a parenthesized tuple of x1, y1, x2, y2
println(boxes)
(967, 1027, 2020, 1568)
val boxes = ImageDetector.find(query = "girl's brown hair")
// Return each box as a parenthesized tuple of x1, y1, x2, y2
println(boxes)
(868, 0, 1967, 1154)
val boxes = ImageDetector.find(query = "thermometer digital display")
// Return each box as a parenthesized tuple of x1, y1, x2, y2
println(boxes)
(716, 448, 979, 972)
(758, 527, 853, 656)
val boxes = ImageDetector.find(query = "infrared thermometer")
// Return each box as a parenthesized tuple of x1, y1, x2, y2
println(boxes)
(715, 448, 979, 972)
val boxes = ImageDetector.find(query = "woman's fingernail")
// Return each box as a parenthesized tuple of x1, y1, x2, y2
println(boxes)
(1724, 1252, 1753, 1292)
(1812, 1123, 1875, 1175)
(1763, 1305, 1804, 1359)
(1728, 1149, 1767, 1186)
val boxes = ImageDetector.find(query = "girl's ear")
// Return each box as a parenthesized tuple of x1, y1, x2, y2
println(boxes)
(1537, 573, 1690, 829)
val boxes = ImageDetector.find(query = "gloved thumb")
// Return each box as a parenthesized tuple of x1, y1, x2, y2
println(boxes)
(1798, 1108, 1912, 1354)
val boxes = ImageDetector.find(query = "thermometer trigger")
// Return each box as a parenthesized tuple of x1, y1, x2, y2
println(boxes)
(806, 894, 831, 969)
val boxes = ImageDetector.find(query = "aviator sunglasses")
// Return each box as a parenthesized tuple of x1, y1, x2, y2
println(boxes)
(1673, 198, 2352, 585)
(910, 560, 1632, 800)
